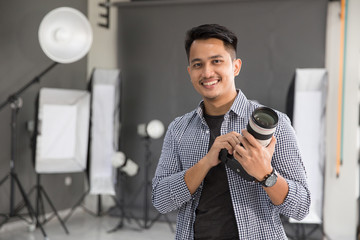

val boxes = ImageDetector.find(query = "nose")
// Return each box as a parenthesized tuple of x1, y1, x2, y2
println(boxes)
(201, 63, 214, 78)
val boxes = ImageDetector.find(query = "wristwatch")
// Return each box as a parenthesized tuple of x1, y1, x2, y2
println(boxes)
(260, 168, 278, 187)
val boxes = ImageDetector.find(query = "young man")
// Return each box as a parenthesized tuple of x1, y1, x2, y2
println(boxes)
(152, 24, 310, 240)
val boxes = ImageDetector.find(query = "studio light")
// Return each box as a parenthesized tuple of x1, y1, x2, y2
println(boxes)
(112, 151, 139, 177)
(0, 7, 93, 237)
(136, 119, 173, 231)
(137, 119, 165, 140)
(38, 7, 92, 63)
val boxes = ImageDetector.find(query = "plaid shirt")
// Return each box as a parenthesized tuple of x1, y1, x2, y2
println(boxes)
(152, 90, 310, 240)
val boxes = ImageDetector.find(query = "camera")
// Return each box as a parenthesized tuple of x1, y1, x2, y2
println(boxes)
(219, 106, 278, 181)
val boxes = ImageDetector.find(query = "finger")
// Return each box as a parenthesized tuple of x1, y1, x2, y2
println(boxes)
(223, 142, 235, 155)
(241, 130, 260, 148)
(267, 136, 277, 151)
(227, 134, 241, 149)
(238, 134, 250, 150)
(228, 131, 242, 144)
(241, 129, 259, 146)
(233, 149, 242, 160)
(214, 135, 239, 152)
(234, 143, 247, 159)
(229, 131, 242, 138)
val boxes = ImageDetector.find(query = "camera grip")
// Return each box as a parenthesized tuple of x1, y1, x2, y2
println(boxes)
(218, 148, 255, 182)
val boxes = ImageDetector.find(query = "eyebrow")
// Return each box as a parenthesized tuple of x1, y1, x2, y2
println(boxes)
(190, 55, 224, 64)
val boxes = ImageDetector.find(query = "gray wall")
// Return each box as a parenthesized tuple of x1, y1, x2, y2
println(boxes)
(0, 0, 328, 229)
(0, 0, 88, 214)
(114, 0, 327, 220)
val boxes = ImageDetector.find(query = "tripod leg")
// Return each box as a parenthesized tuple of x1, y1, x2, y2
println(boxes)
(0, 174, 10, 228)
(13, 185, 36, 215)
(12, 174, 48, 239)
(107, 216, 124, 233)
(63, 189, 89, 222)
(162, 214, 175, 233)
(39, 186, 69, 234)
(148, 213, 175, 233)
(0, 214, 10, 229)
(0, 173, 10, 186)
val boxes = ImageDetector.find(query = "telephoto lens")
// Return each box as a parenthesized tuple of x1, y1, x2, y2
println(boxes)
(218, 106, 278, 182)
(247, 107, 278, 147)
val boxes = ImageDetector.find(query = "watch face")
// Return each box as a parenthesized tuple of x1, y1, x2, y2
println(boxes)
(264, 173, 277, 187)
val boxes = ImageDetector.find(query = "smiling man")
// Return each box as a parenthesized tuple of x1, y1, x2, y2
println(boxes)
(152, 24, 310, 240)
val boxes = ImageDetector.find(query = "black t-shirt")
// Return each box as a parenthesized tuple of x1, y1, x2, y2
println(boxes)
(194, 114, 239, 240)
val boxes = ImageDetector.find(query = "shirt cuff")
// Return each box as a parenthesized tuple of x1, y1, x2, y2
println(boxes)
(273, 179, 309, 220)
(276, 179, 296, 210)
(169, 170, 192, 206)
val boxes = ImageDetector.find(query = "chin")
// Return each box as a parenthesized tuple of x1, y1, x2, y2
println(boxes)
(202, 92, 221, 101)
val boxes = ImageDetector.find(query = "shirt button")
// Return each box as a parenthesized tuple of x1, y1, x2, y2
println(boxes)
(205, 130, 210, 134)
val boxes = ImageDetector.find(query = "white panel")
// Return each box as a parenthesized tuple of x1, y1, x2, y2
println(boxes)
(40, 105, 77, 159)
(292, 92, 322, 224)
(89, 68, 120, 195)
(35, 88, 90, 173)
(290, 68, 327, 225)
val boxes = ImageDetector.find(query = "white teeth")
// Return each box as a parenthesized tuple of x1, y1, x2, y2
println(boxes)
(203, 80, 218, 86)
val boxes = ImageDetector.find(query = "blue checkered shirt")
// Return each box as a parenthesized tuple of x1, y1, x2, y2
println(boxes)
(152, 90, 310, 239)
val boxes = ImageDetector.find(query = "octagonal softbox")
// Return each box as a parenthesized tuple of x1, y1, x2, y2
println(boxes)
(35, 88, 90, 173)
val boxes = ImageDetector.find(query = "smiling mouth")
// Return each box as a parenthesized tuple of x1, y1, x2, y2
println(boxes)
(202, 80, 220, 86)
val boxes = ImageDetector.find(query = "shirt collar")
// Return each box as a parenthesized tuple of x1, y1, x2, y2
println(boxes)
(195, 89, 249, 119)
(229, 89, 248, 117)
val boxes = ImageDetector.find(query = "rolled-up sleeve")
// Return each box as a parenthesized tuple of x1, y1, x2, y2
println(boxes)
(152, 121, 192, 214)
(275, 179, 310, 220)
(271, 114, 311, 220)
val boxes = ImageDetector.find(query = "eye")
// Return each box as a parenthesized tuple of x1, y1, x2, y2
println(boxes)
(213, 59, 222, 64)
(192, 62, 202, 68)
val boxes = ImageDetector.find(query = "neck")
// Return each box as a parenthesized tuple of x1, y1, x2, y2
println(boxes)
(203, 91, 237, 116)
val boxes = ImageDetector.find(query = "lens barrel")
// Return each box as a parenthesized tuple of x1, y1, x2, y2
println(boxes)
(247, 107, 278, 147)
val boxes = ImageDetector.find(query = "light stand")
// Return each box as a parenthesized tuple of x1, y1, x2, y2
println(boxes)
(137, 120, 174, 232)
(108, 171, 142, 233)
(26, 174, 69, 233)
(142, 137, 174, 232)
(0, 62, 59, 239)
(108, 152, 141, 232)
(0, 6, 92, 238)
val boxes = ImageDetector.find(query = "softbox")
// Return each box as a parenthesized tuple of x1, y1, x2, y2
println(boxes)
(291, 68, 327, 224)
(89, 69, 121, 195)
(35, 88, 90, 173)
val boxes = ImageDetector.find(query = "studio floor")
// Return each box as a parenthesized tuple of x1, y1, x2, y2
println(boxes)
(0, 209, 176, 240)
(0, 208, 324, 240)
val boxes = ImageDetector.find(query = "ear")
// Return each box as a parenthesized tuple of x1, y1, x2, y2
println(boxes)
(233, 58, 242, 76)
(187, 65, 191, 75)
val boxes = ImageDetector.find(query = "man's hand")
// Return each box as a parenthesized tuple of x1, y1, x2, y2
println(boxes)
(185, 131, 241, 195)
(204, 131, 242, 168)
(233, 130, 276, 181)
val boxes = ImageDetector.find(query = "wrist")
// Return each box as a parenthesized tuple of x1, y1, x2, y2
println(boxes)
(259, 168, 278, 188)
(258, 167, 274, 182)
(199, 156, 215, 171)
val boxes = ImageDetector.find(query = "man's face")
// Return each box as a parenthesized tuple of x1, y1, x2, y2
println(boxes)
(187, 38, 241, 105)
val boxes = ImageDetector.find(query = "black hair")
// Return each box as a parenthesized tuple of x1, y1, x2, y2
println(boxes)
(185, 24, 238, 60)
